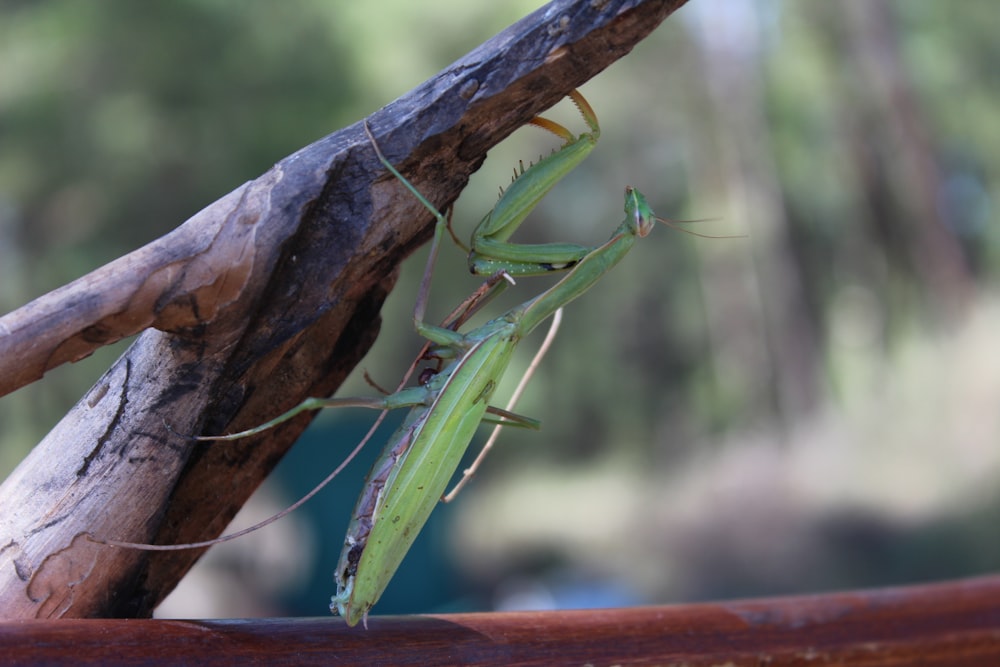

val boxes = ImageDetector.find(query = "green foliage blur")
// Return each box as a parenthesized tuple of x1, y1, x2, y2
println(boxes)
(3, 1, 1000, 618)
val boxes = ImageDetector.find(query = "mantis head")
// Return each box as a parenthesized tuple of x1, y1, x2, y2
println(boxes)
(624, 186, 658, 238)
(624, 186, 743, 240)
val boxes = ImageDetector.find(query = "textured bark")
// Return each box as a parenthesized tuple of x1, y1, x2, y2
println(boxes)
(0, 0, 689, 618)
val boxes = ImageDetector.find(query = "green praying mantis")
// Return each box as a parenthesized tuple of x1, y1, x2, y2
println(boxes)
(101, 90, 683, 626)
(331, 91, 672, 626)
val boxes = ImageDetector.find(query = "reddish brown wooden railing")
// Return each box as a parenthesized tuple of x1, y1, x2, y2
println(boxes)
(4, 575, 1000, 665)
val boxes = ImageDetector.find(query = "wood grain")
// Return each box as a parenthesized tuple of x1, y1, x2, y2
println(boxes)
(3, 575, 1000, 665)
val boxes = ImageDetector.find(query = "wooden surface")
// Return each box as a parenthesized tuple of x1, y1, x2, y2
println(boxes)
(0, 0, 689, 618)
(3, 575, 1000, 665)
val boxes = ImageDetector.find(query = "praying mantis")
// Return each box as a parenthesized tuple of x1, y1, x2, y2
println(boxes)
(103, 90, 679, 626)
(328, 90, 668, 626)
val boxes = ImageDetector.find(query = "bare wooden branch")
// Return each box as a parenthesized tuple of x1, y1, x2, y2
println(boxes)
(4, 575, 1000, 664)
(0, 0, 689, 618)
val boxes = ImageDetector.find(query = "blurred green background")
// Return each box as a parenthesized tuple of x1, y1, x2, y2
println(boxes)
(2, 0, 999, 618)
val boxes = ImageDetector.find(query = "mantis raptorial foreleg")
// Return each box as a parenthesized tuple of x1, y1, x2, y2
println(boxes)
(466, 90, 603, 277)
(462, 90, 732, 275)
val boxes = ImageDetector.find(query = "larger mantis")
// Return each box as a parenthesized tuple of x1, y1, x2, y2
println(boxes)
(108, 91, 674, 626)
(327, 89, 669, 626)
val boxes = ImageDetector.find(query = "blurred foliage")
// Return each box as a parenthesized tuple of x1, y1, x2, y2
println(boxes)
(3, 0, 1000, 618)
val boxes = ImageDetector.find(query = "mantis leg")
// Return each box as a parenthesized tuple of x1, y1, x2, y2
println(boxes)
(467, 90, 603, 277)
(362, 121, 459, 335)
(193, 387, 434, 442)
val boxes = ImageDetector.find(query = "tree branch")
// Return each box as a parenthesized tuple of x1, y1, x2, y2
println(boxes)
(0, 0, 689, 618)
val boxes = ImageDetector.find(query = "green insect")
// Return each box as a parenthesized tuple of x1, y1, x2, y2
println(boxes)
(102, 91, 676, 627)
(323, 96, 667, 626)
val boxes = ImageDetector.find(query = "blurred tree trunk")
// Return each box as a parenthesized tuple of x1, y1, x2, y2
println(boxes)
(687, 5, 823, 431)
(837, 0, 973, 315)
